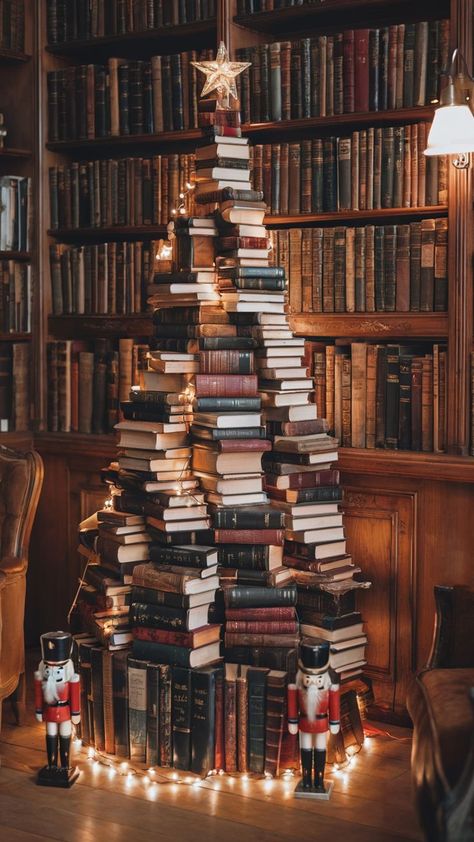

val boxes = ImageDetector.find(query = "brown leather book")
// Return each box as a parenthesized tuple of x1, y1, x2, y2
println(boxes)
(345, 227, 356, 313)
(214, 667, 224, 772)
(322, 227, 335, 312)
(334, 31, 344, 115)
(288, 142, 301, 215)
(279, 143, 289, 215)
(395, 224, 411, 311)
(334, 226, 346, 313)
(351, 130, 359, 209)
(365, 225, 375, 312)
(342, 355, 352, 447)
(318, 35, 327, 117)
(358, 129, 367, 210)
(351, 343, 367, 448)
(264, 669, 287, 777)
(432, 344, 440, 453)
(280, 41, 292, 121)
(301, 228, 313, 313)
(387, 25, 398, 110)
(102, 650, 115, 755)
(79, 350, 94, 434)
(410, 123, 419, 207)
(343, 30, 355, 113)
(226, 620, 298, 634)
(421, 354, 433, 452)
(420, 218, 435, 311)
(354, 29, 369, 112)
(12, 343, 29, 432)
(366, 344, 378, 448)
(417, 123, 427, 206)
(334, 350, 344, 443)
(395, 23, 405, 109)
(289, 227, 302, 313)
(402, 125, 412, 208)
(373, 127, 382, 209)
(325, 344, 335, 435)
(411, 356, 423, 451)
(366, 127, 374, 210)
(375, 346, 387, 448)
(301, 140, 312, 213)
(313, 350, 326, 419)
(434, 218, 448, 312)
(236, 667, 249, 773)
(57, 340, 72, 432)
(224, 662, 238, 773)
(326, 34, 334, 117)
(312, 227, 323, 313)
(355, 226, 366, 312)
(439, 349, 447, 453)
(262, 143, 272, 209)
(215, 529, 283, 545)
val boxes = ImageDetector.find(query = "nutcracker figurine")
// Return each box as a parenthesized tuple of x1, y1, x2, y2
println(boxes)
(287, 639, 340, 799)
(34, 631, 81, 787)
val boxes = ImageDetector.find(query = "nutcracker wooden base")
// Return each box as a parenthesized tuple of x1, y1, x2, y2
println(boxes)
(294, 780, 334, 800)
(37, 766, 80, 788)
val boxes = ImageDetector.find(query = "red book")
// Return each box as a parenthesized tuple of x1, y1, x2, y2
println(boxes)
(225, 620, 299, 634)
(354, 29, 369, 112)
(343, 30, 355, 112)
(195, 374, 258, 397)
(217, 439, 272, 453)
(214, 529, 284, 545)
(132, 625, 220, 649)
(225, 607, 296, 622)
(219, 237, 269, 250)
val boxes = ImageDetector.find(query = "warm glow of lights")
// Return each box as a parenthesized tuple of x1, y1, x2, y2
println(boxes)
(425, 104, 474, 156)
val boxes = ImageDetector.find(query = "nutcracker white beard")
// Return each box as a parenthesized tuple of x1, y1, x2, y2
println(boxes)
(296, 670, 332, 721)
(40, 659, 74, 704)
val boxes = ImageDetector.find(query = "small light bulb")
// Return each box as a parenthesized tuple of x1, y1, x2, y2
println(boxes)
(179, 192, 185, 199)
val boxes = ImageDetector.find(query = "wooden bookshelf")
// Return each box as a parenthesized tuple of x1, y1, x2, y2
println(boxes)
(339, 446, 474, 483)
(0, 147, 32, 159)
(0, 250, 32, 261)
(0, 332, 31, 341)
(48, 314, 154, 339)
(266, 206, 447, 227)
(243, 106, 436, 138)
(46, 128, 205, 154)
(0, 48, 30, 64)
(47, 225, 168, 242)
(290, 312, 448, 339)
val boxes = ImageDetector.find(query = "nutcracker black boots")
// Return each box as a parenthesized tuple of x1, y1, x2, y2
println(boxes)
(300, 748, 313, 789)
(59, 735, 71, 769)
(314, 749, 326, 791)
(46, 734, 58, 768)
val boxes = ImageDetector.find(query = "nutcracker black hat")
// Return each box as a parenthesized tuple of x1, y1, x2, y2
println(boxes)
(298, 639, 331, 674)
(40, 631, 73, 665)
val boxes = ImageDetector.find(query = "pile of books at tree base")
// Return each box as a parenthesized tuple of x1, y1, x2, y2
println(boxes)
(46, 337, 149, 434)
(74, 633, 296, 776)
(270, 219, 448, 316)
(310, 341, 448, 453)
(236, 22, 450, 122)
(49, 155, 197, 232)
(250, 128, 445, 215)
(46, 0, 217, 45)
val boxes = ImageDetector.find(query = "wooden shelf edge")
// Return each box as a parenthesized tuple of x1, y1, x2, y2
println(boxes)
(45, 18, 217, 55)
(243, 107, 435, 137)
(340, 448, 474, 483)
(34, 431, 117, 459)
(0, 48, 30, 63)
(0, 250, 31, 261)
(0, 431, 33, 449)
(48, 226, 167, 241)
(48, 314, 154, 339)
(266, 206, 447, 227)
(0, 147, 32, 158)
(0, 332, 31, 341)
(290, 312, 448, 339)
(47, 128, 204, 152)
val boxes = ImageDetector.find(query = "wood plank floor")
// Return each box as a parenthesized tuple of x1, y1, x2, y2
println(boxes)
(0, 684, 422, 842)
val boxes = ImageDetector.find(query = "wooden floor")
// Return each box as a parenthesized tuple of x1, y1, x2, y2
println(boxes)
(0, 685, 422, 842)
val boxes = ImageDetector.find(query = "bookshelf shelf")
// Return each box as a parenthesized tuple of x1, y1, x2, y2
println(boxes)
(48, 314, 154, 339)
(339, 447, 474, 484)
(0, 48, 30, 64)
(0, 147, 32, 159)
(0, 430, 33, 448)
(0, 250, 31, 261)
(234, 0, 449, 32)
(47, 225, 168, 243)
(290, 312, 448, 339)
(35, 431, 117, 459)
(242, 107, 436, 139)
(46, 128, 205, 154)
(0, 332, 31, 341)
(266, 206, 447, 228)
(45, 18, 217, 59)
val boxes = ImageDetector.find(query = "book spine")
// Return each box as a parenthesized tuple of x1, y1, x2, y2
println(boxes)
(248, 668, 267, 774)
(385, 346, 400, 449)
(145, 663, 160, 766)
(172, 666, 192, 770)
(236, 675, 248, 773)
(158, 664, 173, 767)
(264, 673, 287, 778)
(224, 671, 237, 773)
(191, 666, 219, 775)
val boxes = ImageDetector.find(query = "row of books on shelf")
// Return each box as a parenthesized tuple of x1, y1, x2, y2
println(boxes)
(46, 0, 216, 45)
(49, 240, 160, 316)
(46, 338, 148, 434)
(0, 0, 24, 51)
(308, 341, 447, 453)
(270, 220, 448, 315)
(0, 259, 30, 332)
(49, 155, 196, 231)
(237, 0, 319, 10)
(0, 176, 32, 252)
(235, 20, 449, 123)
(250, 128, 446, 215)
(47, 50, 213, 141)
(0, 341, 28, 431)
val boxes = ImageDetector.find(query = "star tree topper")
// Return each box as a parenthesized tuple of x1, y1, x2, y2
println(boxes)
(191, 41, 251, 103)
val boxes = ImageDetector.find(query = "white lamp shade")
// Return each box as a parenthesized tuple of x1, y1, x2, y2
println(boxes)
(424, 104, 474, 155)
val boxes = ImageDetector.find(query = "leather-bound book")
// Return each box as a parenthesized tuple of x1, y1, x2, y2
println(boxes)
(410, 123, 419, 207)
(76, 640, 94, 747)
(374, 226, 385, 311)
(337, 136, 351, 210)
(365, 344, 378, 448)
(438, 348, 447, 453)
(393, 126, 404, 208)
(387, 25, 397, 110)
(214, 666, 225, 772)
(351, 130, 359, 209)
(106, 349, 119, 430)
(127, 657, 148, 762)
(399, 355, 413, 450)
(251, 45, 261, 123)
(372, 127, 382, 209)
(343, 29, 355, 113)
(358, 129, 367, 210)
(318, 35, 327, 117)
(326, 35, 334, 117)
(301, 140, 311, 213)
(289, 227, 302, 313)
(224, 663, 238, 772)
(279, 143, 289, 215)
(145, 663, 160, 766)
(334, 32, 344, 115)
(78, 350, 94, 434)
(90, 647, 105, 752)
(411, 356, 423, 451)
(280, 41, 292, 121)
(269, 42, 282, 122)
(290, 41, 302, 120)
(262, 143, 272, 209)
(420, 218, 435, 311)
(161, 54, 173, 131)
(325, 344, 335, 435)
(368, 28, 379, 112)
(311, 138, 323, 212)
(47, 342, 58, 431)
(191, 664, 222, 775)
(150, 55, 163, 133)
(366, 127, 374, 210)
(158, 663, 172, 767)
(385, 344, 400, 449)
(434, 218, 448, 312)
(403, 23, 416, 107)
(301, 38, 311, 118)
(375, 345, 387, 448)
(365, 224, 375, 311)
(334, 227, 346, 313)
(323, 136, 337, 211)
(301, 228, 313, 313)
(417, 123, 426, 206)
(322, 228, 335, 312)
(379, 26, 389, 111)
(395, 23, 405, 109)
(402, 125, 412, 207)
(432, 344, 440, 453)
(426, 155, 439, 207)
(172, 666, 192, 770)
(288, 142, 301, 215)
(426, 20, 440, 104)
(260, 44, 270, 124)
(313, 350, 326, 418)
(381, 127, 394, 209)
(311, 38, 321, 116)
(119, 337, 133, 403)
(236, 666, 249, 773)
(248, 667, 269, 774)
(334, 350, 344, 443)
(414, 21, 428, 106)
(112, 649, 129, 758)
(92, 339, 107, 433)
(409, 221, 421, 311)
(354, 29, 369, 112)
(421, 354, 433, 452)
(57, 340, 71, 432)
(264, 670, 287, 778)
(351, 343, 367, 448)
(355, 226, 366, 312)
(395, 224, 410, 312)
(438, 154, 448, 205)
(312, 227, 323, 313)
(383, 225, 397, 312)
(271, 144, 281, 215)
(345, 226, 356, 312)
(102, 650, 115, 755)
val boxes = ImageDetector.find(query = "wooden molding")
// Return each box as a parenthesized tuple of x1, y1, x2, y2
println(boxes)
(339, 447, 474, 483)
(48, 314, 154, 339)
(290, 312, 448, 339)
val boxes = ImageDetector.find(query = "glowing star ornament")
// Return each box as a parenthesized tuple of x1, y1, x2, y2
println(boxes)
(191, 42, 250, 104)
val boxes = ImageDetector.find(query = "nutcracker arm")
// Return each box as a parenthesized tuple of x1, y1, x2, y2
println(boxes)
(329, 682, 341, 733)
(69, 673, 81, 718)
(34, 671, 43, 715)
(287, 683, 299, 734)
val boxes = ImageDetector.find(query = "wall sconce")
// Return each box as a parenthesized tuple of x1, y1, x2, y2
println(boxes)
(424, 48, 474, 169)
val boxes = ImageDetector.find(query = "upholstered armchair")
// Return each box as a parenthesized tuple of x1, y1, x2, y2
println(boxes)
(0, 446, 43, 733)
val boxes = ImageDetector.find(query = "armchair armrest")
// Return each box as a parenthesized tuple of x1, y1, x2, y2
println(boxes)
(425, 586, 474, 670)
(0, 555, 27, 576)
(0, 569, 6, 590)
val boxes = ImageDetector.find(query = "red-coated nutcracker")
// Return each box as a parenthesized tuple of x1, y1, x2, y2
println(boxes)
(34, 631, 81, 787)
(287, 639, 340, 798)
